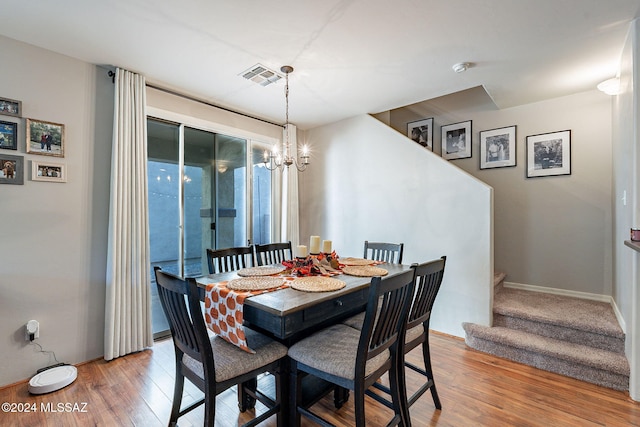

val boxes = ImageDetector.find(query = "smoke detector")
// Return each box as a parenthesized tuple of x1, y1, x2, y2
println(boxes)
(239, 64, 283, 86)
(452, 62, 471, 73)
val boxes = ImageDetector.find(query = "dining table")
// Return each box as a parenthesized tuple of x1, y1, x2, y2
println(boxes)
(195, 262, 412, 344)
(194, 260, 413, 426)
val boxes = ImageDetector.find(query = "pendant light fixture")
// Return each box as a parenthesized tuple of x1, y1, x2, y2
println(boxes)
(263, 66, 310, 172)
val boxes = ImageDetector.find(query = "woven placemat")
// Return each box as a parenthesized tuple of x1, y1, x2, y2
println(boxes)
(290, 277, 346, 293)
(342, 266, 389, 277)
(237, 265, 286, 277)
(340, 257, 374, 266)
(227, 277, 285, 291)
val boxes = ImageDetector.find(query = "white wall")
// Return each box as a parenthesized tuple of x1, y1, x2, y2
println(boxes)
(0, 36, 113, 386)
(613, 19, 639, 401)
(390, 87, 613, 296)
(299, 115, 493, 337)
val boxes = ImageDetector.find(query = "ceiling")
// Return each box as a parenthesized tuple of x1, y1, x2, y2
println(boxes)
(3, 0, 640, 129)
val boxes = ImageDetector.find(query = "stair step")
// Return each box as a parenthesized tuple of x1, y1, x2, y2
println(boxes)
(494, 287, 624, 339)
(493, 313, 625, 353)
(463, 323, 630, 391)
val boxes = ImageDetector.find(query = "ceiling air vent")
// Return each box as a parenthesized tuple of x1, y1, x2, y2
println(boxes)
(239, 64, 283, 87)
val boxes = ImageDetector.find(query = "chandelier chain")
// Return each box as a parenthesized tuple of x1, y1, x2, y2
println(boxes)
(285, 71, 289, 127)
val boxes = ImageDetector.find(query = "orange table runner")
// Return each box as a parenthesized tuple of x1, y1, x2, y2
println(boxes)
(204, 280, 289, 353)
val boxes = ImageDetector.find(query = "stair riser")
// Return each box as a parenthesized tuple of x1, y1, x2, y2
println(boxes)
(465, 335, 629, 391)
(493, 314, 625, 354)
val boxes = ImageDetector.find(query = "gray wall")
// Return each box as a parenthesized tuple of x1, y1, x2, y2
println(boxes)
(389, 87, 613, 296)
(0, 36, 113, 386)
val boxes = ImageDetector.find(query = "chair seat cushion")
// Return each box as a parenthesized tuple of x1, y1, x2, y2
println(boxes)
(183, 328, 287, 383)
(288, 324, 390, 381)
(343, 313, 424, 347)
(405, 324, 424, 345)
(341, 311, 365, 329)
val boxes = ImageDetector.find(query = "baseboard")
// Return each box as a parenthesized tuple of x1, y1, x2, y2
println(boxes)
(503, 281, 626, 334)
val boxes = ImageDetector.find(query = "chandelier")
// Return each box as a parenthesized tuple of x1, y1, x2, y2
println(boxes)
(263, 66, 310, 172)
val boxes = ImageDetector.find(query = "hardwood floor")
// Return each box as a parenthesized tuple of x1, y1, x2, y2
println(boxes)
(1, 331, 638, 426)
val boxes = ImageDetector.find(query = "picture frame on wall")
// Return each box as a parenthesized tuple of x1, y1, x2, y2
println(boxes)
(32, 160, 67, 183)
(26, 118, 65, 157)
(479, 125, 517, 169)
(407, 117, 434, 151)
(441, 120, 472, 160)
(0, 120, 18, 151)
(526, 129, 571, 178)
(0, 97, 22, 117)
(0, 153, 24, 185)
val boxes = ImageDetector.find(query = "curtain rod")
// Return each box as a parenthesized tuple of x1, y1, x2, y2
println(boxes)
(107, 70, 281, 127)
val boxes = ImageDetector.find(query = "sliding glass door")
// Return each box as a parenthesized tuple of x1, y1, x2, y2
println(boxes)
(147, 118, 273, 337)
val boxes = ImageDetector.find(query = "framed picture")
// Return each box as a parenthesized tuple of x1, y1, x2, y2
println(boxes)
(480, 125, 517, 169)
(407, 118, 434, 151)
(0, 154, 24, 185)
(441, 120, 472, 160)
(526, 130, 571, 178)
(0, 120, 18, 151)
(0, 97, 21, 117)
(26, 118, 65, 157)
(32, 160, 67, 183)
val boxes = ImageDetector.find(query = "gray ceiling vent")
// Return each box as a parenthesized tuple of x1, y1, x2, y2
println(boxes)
(240, 64, 283, 86)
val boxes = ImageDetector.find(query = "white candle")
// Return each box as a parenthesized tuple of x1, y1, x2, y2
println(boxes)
(309, 236, 321, 254)
(296, 245, 308, 258)
(322, 240, 332, 254)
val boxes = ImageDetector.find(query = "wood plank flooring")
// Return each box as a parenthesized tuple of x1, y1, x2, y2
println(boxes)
(1, 331, 638, 426)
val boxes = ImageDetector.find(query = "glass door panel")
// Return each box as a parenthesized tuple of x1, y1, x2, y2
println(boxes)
(214, 134, 247, 249)
(147, 119, 180, 337)
(252, 145, 272, 245)
(183, 127, 214, 277)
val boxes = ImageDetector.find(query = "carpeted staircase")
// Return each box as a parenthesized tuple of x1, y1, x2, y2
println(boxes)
(463, 274, 630, 391)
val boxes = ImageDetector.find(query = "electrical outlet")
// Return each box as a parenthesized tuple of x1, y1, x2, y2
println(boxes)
(26, 320, 39, 341)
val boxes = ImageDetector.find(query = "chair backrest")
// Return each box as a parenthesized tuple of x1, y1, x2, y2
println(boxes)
(254, 241, 293, 266)
(363, 241, 404, 264)
(206, 246, 254, 274)
(407, 257, 446, 331)
(357, 269, 416, 378)
(153, 267, 215, 381)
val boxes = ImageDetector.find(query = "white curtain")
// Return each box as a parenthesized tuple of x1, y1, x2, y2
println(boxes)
(281, 123, 300, 248)
(104, 68, 153, 361)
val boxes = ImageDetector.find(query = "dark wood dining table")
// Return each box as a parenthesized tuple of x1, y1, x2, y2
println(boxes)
(195, 261, 413, 426)
(195, 262, 412, 344)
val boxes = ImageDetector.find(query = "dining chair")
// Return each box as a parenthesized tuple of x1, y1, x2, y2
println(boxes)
(364, 240, 404, 264)
(287, 269, 416, 427)
(205, 245, 259, 409)
(254, 241, 293, 266)
(206, 245, 254, 274)
(153, 266, 288, 427)
(349, 257, 447, 416)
